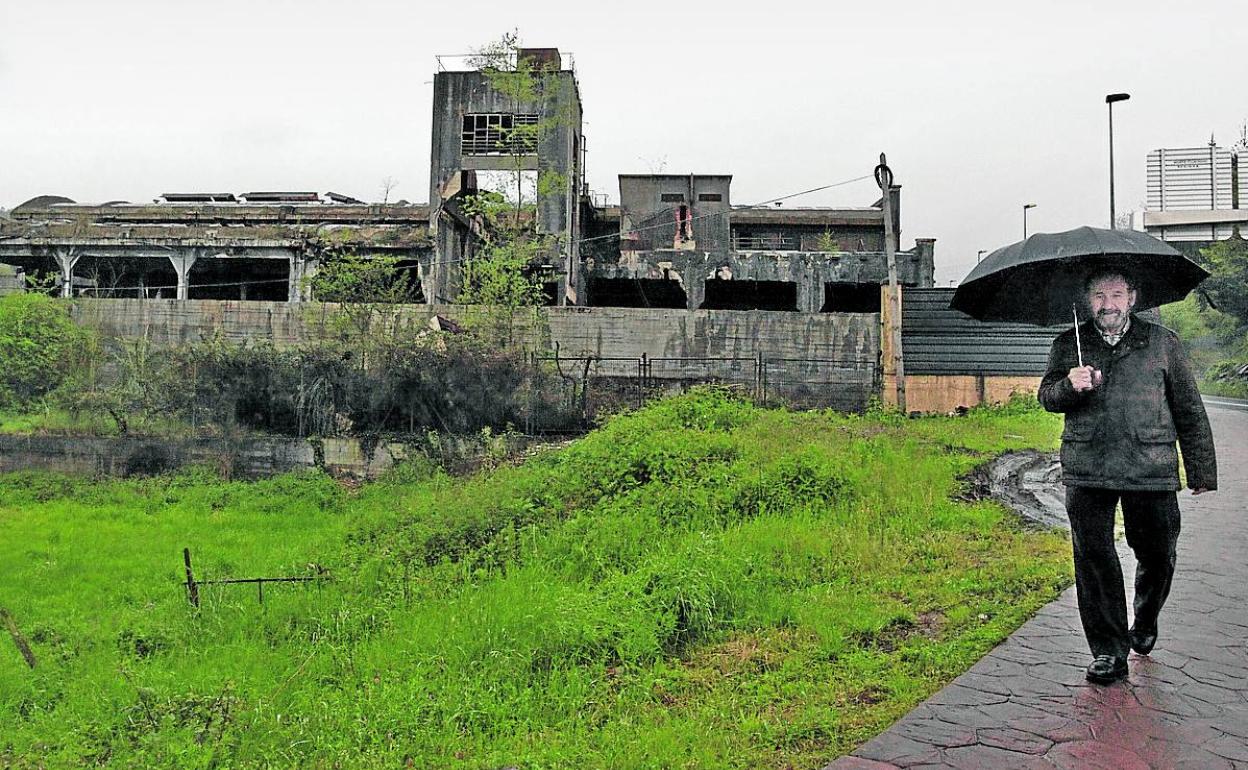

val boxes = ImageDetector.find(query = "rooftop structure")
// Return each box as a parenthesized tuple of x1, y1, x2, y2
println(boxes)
(1, 45, 935, 314)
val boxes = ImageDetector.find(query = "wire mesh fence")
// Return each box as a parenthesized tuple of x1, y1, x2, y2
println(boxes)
(528, 351, 880, 431)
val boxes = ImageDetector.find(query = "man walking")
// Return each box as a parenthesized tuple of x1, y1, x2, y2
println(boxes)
(1038, 270, 1217, 684)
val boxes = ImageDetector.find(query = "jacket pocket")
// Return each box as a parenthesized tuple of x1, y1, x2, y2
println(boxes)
(1059, 420, 1097, 480)
(1129, 424, 1181, 488)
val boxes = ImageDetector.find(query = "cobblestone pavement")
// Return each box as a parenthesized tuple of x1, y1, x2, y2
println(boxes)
(826, 402, 1248, 770)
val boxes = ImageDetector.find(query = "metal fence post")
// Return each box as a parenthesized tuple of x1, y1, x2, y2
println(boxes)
(638, 353, 647, 408)
(183, 547, 200, 608)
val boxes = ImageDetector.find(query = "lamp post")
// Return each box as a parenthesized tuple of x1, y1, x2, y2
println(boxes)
(977, 249, 987, 263)
(1023, 203, 1037, 239)
(1106, 93, 1130, 229)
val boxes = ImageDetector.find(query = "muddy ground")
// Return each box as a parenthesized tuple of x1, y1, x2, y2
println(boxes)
(959, 450, 1069, 530)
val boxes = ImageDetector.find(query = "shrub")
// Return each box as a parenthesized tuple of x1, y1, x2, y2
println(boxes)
(0, 294, 96, 407)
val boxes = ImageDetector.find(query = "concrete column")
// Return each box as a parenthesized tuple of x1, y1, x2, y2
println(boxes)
(797, 281, 821, 313)
(288, 256, 303, 302)
(54, 251, 81, 298)
(289, 257, 318, 302)
(167, 252, 198, 301)
(686, 278, 706, 311)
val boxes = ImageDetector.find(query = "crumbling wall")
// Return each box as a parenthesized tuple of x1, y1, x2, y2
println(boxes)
(593, 247, 934, 312)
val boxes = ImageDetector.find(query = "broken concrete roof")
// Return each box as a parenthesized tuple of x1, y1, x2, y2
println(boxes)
(325, 192, 366, 205)
(13, 195, 75, 212)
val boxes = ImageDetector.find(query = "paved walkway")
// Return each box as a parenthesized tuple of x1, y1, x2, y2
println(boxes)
(827, 401, 1248, 770)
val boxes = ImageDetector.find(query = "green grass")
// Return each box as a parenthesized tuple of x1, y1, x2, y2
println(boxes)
(0, 406, 195, 437)
(0, 406, 120, 435)
(1199, 378, 1248, 400)
(0, 390, 1070, 769)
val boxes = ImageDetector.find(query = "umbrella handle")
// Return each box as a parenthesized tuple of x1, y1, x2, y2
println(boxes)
(1073, 304, 1084, 368)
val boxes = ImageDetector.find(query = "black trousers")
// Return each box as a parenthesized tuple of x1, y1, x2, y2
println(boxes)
(1065, 486, 1181, 660)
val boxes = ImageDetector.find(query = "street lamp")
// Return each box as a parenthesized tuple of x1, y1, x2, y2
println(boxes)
(1023, 204, 1037, 239)
(977, 249, 987, 263)
(1106, 93, 1130, 229)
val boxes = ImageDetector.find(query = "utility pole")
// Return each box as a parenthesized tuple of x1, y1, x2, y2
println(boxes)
(876, 153, 905, 413)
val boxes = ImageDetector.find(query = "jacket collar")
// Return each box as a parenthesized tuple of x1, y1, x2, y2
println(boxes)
(1081, 314, 1148, 351)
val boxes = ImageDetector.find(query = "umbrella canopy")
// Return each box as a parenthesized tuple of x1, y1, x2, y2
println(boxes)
(950, 226, 1209, 325)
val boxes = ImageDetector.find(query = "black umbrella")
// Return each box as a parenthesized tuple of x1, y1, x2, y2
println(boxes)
(950, 226, 1208, 326)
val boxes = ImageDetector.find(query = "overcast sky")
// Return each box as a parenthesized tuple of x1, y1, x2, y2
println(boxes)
(1, 0, 1242, 284)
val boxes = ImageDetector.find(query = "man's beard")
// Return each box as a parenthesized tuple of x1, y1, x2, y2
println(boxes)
(1095, 309, 1128, 334)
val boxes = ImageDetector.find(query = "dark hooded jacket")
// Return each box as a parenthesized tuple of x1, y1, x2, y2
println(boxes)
(1038, 315, 1217, 491)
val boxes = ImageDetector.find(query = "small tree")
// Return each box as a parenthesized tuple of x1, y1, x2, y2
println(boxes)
(307, 230, 421, 368)
(380, 176, 400, 205)
(815, 228, 842, 253)
(454, 32, 571, 347)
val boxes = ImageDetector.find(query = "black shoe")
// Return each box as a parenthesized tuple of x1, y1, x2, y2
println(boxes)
(1129, 626, 1157, 656)
(1086, 655, 1128, 684)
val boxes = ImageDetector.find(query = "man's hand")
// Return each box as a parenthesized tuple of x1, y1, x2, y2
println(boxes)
(1067, 365, 1104, 392)
(1192, 487, 1211, 495)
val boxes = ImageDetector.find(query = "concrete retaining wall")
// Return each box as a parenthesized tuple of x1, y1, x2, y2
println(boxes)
(68, 299, 881, 406)
(70, 300, 876, 359)
(0, 434, 406, 480)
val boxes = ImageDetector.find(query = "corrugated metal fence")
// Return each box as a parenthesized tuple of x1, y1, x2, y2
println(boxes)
(902, 288, 1063, 376)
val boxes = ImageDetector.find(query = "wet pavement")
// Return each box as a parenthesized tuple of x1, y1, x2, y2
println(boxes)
(826, 401, 1248, 770)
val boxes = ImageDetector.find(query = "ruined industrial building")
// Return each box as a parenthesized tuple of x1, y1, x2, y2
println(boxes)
(0, 48, 935, 311)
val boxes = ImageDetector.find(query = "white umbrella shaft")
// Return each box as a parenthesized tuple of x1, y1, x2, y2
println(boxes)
(1073, 304, 1084, 368)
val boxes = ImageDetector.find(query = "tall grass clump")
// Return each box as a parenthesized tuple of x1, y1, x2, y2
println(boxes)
(0, 389, 1070, 769)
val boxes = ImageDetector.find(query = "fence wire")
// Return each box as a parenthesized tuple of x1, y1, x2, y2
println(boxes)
(529, 352, 879, 431)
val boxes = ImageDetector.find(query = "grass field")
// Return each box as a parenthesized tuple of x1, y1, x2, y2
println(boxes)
(0, 391, 1071, 769)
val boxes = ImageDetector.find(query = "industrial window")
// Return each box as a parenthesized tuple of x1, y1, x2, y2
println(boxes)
(677, 205, 692, 240)
(821, 282, 880, 313)
(461, 113, 539, 155)
(697, 193, 722, 202)
(659, 193, 685, 203)
(588, 277, 687, 308)
(701, 279, 798, 311)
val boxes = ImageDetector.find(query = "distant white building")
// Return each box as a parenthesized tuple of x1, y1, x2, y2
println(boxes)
(1137, 132, 1248, 246)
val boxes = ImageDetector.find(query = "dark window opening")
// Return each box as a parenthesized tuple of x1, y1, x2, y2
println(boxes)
(394, 260, 425, 304)
(588, 277, 687, 308)
(73, 256, 179, 299)
(461, 113, 539, 155)
(701, 279, 797, 311)
(697, 193, 722, 202)
(677, 204, 690, 240)
(660, 193, 684, 203)
(188, 257, 290, 301)
(821, 282, 879, 313)
(540, 280, 559, 306)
